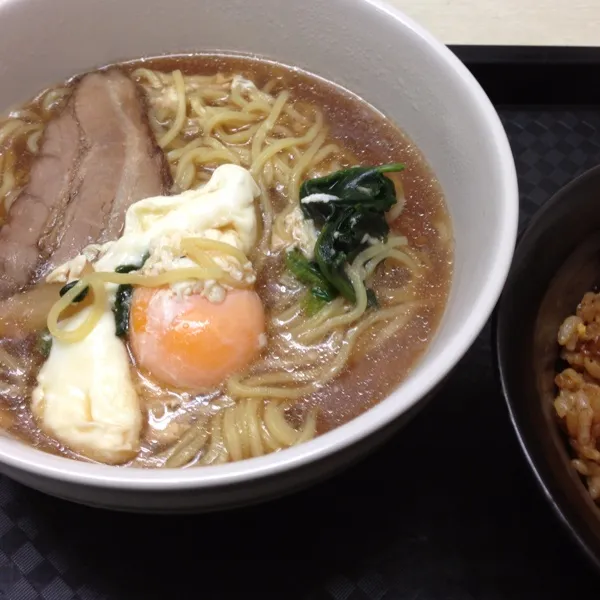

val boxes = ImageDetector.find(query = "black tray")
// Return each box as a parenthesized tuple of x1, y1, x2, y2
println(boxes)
(1, 47, 600, 600)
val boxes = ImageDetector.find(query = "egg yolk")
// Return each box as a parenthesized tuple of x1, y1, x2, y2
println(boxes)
(129, 287, 266, 390)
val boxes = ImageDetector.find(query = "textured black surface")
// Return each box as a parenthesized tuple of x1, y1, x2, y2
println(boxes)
(2, 109, 600, 599)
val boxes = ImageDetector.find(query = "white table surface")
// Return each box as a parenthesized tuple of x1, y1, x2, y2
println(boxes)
(391, 0, 600, 46)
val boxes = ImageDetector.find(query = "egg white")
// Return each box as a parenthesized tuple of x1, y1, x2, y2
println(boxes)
(31, 309, 141, 464)
(32, 164, 260, 464)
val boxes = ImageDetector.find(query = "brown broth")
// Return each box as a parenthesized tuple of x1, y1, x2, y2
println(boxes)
(0, 54, 453, 460)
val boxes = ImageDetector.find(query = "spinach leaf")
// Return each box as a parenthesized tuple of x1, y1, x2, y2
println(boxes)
(115, 253, 149, 275)
(295, 163, 405, 305)
(299, 163, 404, 224)
(302, 292, 328, 317)
(112, 253, 149, 338)
(285, 249, 336, 302)
(59, 280, 89, 303)
(115, 264, 139, 274)
(113, 284, 134, 338)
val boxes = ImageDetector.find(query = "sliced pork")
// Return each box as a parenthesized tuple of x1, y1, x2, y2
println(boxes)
(0, 69, 171, 299)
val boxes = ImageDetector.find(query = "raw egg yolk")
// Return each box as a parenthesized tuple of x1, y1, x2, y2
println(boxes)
(129, 287, 266, 390)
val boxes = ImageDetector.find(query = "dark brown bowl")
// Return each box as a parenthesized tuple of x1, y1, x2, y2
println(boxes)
(495, 164, 600, 569)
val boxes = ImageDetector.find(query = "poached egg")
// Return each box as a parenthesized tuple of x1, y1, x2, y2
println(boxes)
(32, 164, 265, 464)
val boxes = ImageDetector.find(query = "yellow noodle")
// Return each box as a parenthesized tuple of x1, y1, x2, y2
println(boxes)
(354, 236, 409, 267)
(355, 306, 414, 357)
(283, 102, 312, 126)
(244, 99, 274, 114)
(251, 113, 324, 178)
(214, 123, 260, 145)
(132, 68, 163, 88)
(204, 110, 261, 134)
(27, 129, 43, 154)
(245, 398, 264, 457)
(405, 247, 432, 269)
(201, 89, 231, 103)
(267, 158, 281, 187)
(386, 249, 421, 271)
(177, 147, 240, 169)
(251, 90, 290, 164)
(40, 87, 70, 113)
(3, 189, 20, 212)
(297, 268, 368, 343)
(9, 108, 40, 122)
(271, 201, 297, 246)
(259, 418, 282, 452)
(254, 352, 332, 373)
(273, 156, 291, 176)
(289, 127, 328, 199)
(264, 401, 302, 446)
(158, 70, 186, 148)
(182, 237, 249, 266)
(295, 410, 318, 444)
(312, 143, 341, 165)
(262, 79, 277, 94)
(177, 163, 196, 191)
(347, 304, 414, 345)
(223, 406, 243, 461)
(236, 399, 252, 458)
(47, 278, 108, 343)
(288, 297, 346, 335)
(200, 400, 318, 462)
(387, 180, 406, 222)
(354, 243, 392, 271)
(367, 251, 415, 280)
(163, 418, 210, 468)
(198, 413, 228, 465)
(0, 163, 16, 199)
(227, 376, 313, 400)
(0, 120, 26, 146)
(255, 178, 273, 256)
(166, 137, 204, 161)
(272, 302, 304, 328)
(189, 95, 206, 119)
(16, 123, 42, 141)
(229, 81, 250, 108)
(272, 124, 294, 138)
(242, 366, 327, 387)
(175, 147, 240, 188)
(182, 242, 251, 290)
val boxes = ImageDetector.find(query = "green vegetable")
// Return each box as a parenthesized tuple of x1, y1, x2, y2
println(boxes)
(113, 284, 134, 338)
(115, 253, 149, 274)
(301, 292, 328, 317)
(293, 163, 404, 306)
(285, 249, 336, 303)
(59, 280, 89, 303)
(112, 253, 149, 338)
(36, 329, 52, 358)
(115, 264, 139, 274)
(299, 163, 405, 224)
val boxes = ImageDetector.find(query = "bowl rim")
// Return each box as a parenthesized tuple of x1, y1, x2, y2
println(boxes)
(0, 0, 519, 491)
(494, 163, 600, 572)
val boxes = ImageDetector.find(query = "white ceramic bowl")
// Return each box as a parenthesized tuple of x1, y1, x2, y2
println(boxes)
(0, 0, 518, 512)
